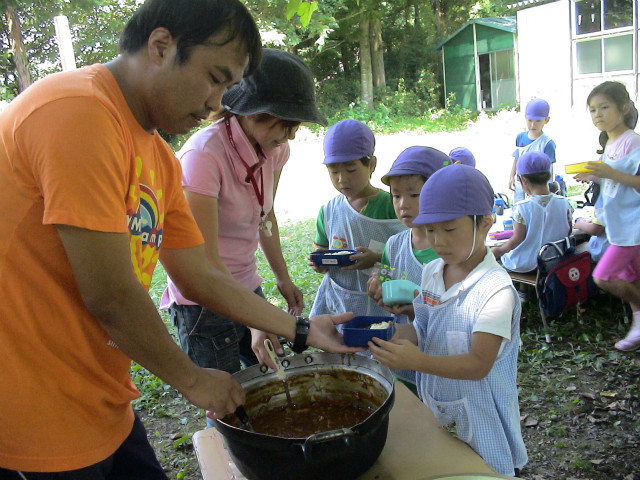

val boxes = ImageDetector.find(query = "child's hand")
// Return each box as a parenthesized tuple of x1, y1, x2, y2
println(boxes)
(583, 161, 614, 179)
(368, 336, 420, 371)
(366, 272, 382, 302)
(573, 172, 598, 183)
(342, 247, 379, 270)
(308, 249, 329, 274)
(384, 303, 415, 319)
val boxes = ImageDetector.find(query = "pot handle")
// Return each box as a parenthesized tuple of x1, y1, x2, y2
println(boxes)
(300, 428, 355, 462)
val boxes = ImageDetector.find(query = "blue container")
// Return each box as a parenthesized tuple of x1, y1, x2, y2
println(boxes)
(343, 316, 395, 347)
(494, 198, 505, 216)
(503, 219, 514, 231)
(310, 249, 357, 267)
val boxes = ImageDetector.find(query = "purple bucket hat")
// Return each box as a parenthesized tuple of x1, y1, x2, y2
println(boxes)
(517, 151, 551, 175)
(414, 164, 494, 225)
(381, 146, 451, 186)
(525, 98, 550, 120)
(323, 119, 375, 164)
(449, 147, 476, 167)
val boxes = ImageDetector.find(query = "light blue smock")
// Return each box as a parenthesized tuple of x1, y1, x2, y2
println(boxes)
(413, 268, 528, 476)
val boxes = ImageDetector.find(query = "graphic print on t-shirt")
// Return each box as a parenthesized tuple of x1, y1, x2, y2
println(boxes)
(126, 156, 164, 288)
(331, 235, 348, 249)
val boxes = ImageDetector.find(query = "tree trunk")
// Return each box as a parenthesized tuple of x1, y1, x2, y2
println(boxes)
(432, 0, 444, 37)
(359, 16, 373, 110)
(370, 17, 385, 92)
(5, 3, 31, 93)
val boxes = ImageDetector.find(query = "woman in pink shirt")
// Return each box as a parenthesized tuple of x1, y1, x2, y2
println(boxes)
(161, 49, 326, 422)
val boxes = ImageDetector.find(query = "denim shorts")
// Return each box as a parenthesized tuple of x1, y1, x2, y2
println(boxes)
(168, 286, 262, 374)
(0, 412, 167, 480)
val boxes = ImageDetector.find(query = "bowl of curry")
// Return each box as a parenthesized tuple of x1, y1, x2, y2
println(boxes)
(214, 352, 395, 480)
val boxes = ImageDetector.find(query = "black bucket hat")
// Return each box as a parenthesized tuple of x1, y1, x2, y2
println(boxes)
(222, 48, 327, 126)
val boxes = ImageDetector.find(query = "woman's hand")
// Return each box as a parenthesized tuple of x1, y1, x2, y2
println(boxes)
(250, 328, 282, 370)
(277, 278, 304, 316)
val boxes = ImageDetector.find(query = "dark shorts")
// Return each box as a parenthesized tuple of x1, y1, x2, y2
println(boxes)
(168, 286, 262, 374)
(0, 413, 167, 480)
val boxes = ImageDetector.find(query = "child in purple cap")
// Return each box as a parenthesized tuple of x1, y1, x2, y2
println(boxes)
(492, 152, 573, 291)
(369, 164, 528, 477)
(508, 98, 557, 203)
(576, 80, 640, 352)
(309, 119, 406, 321)
(369, 165, 527, 475)
(449, 147, 476, 167)
(366, 146, 451, 390)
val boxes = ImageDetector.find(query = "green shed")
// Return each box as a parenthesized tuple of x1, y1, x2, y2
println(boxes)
(436, 17, 518, 112)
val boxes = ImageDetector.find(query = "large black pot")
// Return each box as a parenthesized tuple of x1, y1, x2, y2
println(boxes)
(214, 352, 395, 480)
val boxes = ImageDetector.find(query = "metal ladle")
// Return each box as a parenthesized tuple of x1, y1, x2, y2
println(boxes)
(234, 405, 255, 432)
(264, 339, 294, 408)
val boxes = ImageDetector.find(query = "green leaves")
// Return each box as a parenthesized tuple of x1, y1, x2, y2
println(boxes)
(286, 0, 318, 26)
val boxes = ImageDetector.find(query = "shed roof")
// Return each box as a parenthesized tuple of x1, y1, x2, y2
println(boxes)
(435, 17, 517, 49)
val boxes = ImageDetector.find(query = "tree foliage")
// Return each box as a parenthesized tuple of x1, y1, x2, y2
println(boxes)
(1, 0, 513, 113)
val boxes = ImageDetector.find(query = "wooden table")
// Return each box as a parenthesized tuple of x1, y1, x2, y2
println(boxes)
(193, 383, 514, 480)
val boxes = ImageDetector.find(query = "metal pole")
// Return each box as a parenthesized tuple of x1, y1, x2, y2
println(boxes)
(54, 15, 76, 71)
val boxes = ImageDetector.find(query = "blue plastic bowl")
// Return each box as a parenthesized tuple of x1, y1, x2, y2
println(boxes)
(343, 316, 395, 347)
(310, 249, 358, 267)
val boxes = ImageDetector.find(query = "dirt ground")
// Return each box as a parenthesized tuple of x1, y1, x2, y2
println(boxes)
(139, 108, 640, 480)
(141, 296, 640, 480)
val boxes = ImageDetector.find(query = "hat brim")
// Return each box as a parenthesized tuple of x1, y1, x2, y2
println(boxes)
(413, 211, 462, 225)
(381, 168, 426, 185)
(223, 88, 327, 126)
(323, 153, 370, 164)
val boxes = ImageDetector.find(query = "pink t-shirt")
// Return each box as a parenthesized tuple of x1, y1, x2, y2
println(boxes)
(605, 128, 640, 161)
(162, 116, 289, 307)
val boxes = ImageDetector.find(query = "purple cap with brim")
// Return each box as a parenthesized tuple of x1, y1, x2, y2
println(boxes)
(414, 164, 494, 225)
(517, 151, 551, 175)
(323, 119, 375, 164)
(525, 98, 550, 120)
(449, 147, 476, 167)
(381, 146, 451, 186)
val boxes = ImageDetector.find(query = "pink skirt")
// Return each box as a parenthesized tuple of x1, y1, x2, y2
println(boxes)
(593, 244, 640, 283)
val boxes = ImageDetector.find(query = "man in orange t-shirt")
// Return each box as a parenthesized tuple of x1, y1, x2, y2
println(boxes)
(0, 0, 359, 477)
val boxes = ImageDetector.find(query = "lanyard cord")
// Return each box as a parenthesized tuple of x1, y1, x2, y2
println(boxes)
(224, 117, 266, 219)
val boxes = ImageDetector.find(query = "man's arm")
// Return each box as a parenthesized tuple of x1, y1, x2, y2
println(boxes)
(160, 245, 363, 356)
(56, 225, 244, 418)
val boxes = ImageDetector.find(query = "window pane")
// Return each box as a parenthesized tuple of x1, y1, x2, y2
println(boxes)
(577, 39, 603, 73)
(576, 0, 602, 34)
(604, 34, 633, 71)
(492, 50, 515, 80)
(604, 0, 633, 29)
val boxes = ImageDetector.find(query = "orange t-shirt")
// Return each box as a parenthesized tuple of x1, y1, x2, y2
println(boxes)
(0, 65, 203, 471)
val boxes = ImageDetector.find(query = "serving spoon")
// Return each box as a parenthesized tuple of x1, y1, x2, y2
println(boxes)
(264, 338, 294, 408)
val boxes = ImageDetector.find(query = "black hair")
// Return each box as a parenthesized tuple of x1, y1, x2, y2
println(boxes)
(587, 81, 638, 154)
(118, 0, 261, 75)
(519, 171, 551, 185)
(358, 156, 372, 167)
